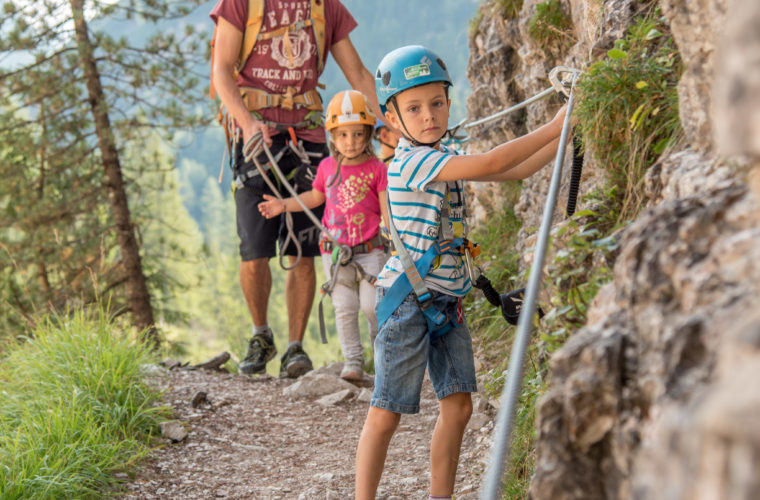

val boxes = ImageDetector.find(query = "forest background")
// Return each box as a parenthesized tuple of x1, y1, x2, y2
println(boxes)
(0, 0, 478, 372)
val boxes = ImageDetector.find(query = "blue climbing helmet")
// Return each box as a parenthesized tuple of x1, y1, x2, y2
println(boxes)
(375, 45, 453, 116)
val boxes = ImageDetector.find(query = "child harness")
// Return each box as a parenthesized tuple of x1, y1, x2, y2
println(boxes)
(376, 185, 471, 341)
(317, 234, 385, 343)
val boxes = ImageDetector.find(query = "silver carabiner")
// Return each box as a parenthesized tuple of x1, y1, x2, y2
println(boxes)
(548, 66, 582, 98)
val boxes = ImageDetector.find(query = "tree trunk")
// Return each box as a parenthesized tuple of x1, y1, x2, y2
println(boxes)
(69, 0, 158, 348)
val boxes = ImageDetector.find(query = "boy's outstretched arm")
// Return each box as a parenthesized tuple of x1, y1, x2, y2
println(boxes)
(472, 136, 561, 181)
(258, 190, 326, 219)
(432, 104, 567, 183)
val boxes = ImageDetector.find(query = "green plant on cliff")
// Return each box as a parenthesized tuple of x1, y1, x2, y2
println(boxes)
(575, 10, 683, 221)
(528, 0, 574, 53)
(538, 186, 621, 355)
(496, 0, 524, 19)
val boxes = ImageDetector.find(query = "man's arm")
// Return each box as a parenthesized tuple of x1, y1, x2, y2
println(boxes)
(330, 37, 387, 127)
(212, 17, 271, 144)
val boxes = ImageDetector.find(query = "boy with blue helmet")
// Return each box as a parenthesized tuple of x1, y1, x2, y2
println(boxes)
(355, 45, 568, 500)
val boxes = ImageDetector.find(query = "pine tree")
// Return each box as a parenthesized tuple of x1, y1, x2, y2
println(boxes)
(0, 0, 211, 346)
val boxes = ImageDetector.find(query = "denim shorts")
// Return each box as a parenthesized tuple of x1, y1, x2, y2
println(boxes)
(371, 287, 478, 414)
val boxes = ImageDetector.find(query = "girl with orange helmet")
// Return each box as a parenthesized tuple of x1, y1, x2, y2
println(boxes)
(258, 90, 390, 381)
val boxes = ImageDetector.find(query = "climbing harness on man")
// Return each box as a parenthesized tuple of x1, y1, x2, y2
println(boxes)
(209, 0, 328, 183)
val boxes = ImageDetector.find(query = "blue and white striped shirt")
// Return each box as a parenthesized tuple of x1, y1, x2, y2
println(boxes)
(376, 138, 471, 296)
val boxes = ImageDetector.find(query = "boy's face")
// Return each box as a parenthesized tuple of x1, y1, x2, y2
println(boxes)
(384, 82, 450, 145)
(332, 123, 369, 159)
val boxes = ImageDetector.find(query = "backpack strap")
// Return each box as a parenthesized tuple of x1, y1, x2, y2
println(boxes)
(310, 0, 326, 73)
(239, 0, 265, 72)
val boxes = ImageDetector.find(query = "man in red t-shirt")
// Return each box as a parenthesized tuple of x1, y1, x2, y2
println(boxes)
(210, 0, 384, 378)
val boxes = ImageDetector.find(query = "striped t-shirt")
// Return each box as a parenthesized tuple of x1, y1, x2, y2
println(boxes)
(376, 138, 471, 297)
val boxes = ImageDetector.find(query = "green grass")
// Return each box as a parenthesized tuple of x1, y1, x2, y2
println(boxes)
(0, 309, 167, 499)
(575, 8, 683, 222)
(495, 0, 524, 19)
(528, 0, 574, 53)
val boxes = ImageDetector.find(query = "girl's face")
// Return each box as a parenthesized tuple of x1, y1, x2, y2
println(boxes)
(385, 82, 450, 145)
(332, 124, 369, 164)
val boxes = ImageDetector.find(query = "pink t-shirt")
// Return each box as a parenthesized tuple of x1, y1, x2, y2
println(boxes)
(210, 0, 357, 143)
(313, 156, 388, 250)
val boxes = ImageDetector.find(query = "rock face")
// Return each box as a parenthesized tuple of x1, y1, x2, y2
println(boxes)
(467, 0, 760, 498)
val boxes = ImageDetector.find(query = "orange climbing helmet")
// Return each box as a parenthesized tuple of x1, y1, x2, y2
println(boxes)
(324, 90, 376, 131)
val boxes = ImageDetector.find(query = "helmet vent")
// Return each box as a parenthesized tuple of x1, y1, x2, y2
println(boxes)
(437, 58, 447, 71)
(382, 71, 391, 86)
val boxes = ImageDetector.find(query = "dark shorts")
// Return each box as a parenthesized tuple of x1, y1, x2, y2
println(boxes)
(233, 134, 328, 261)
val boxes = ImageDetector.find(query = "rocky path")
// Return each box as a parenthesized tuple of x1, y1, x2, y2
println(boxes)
(122, 361, 496, 499)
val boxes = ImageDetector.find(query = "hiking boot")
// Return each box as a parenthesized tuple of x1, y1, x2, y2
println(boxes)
(239, 334, 277, 375)
(340, 359, 364, 381)
(279, 344, 313, 378)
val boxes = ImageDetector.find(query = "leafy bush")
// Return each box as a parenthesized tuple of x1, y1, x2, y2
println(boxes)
(528, 0, 574, 52)
(496, 0, 524, 19)
(575, 10, 683, 221)
(0, 309, 167, 499)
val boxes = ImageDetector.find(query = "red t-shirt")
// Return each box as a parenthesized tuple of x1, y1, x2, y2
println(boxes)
(210, 0, 357, 143)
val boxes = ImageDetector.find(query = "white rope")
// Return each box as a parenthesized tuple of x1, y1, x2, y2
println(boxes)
(242, 133, 352, 269)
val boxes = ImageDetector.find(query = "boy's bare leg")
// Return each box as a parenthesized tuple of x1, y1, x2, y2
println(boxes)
(285, 256, 315, 342)
(430, 392, 473, 496)
(356, 406, 401, 500)
(239, 258, 271, 325)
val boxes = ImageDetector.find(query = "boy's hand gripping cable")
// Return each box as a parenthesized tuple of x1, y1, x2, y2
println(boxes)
(443, 66, 580, 145)
(480, 70, 581, 500)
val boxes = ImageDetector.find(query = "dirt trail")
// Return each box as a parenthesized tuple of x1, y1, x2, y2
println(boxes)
(122, 362, 495, 499)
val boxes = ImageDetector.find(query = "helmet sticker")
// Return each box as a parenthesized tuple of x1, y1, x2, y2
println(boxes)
(403, 63, 431, 80)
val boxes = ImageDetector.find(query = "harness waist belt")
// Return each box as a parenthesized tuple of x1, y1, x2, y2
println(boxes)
(241, 86, 323, 112)
(320, 235, 384, 255)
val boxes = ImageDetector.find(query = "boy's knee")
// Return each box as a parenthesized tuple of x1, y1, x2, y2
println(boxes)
(441, 393, 473, 427)
(366, 407, 401, 436)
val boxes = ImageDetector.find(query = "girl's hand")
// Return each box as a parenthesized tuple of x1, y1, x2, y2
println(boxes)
(258, 194, 286, 219)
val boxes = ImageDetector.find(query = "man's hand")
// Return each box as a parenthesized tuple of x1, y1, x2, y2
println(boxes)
(242, 119, 271, 146)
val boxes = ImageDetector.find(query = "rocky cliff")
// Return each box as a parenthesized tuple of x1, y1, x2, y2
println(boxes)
(466, 0, 760, 498)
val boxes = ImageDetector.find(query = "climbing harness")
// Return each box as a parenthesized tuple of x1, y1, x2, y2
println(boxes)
(376, 190, 470, 341)
(210, 0, 327, 184)
(480, 69, 581, 500)
(243, 131, 337, 271)
(244, 132, 379, 345)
